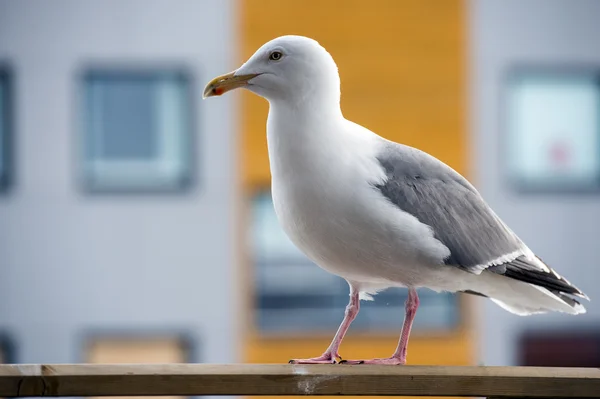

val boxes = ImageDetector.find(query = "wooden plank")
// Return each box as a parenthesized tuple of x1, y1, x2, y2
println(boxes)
(0, 363, 599, 397)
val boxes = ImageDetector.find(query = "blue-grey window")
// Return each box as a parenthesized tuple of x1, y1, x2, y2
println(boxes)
(251, 191, 459, 334)
(0, 68, 11, 191)
(80, 69, 193, 192)
(505, 68, 600, 193)
(0, 332, 16, 363)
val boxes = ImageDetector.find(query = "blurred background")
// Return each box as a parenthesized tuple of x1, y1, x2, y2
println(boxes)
(1, 0, 600, 389)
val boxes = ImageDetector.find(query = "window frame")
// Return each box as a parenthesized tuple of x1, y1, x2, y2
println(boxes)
(76, 64, 197, 194)
(0, 64, 13, 193)
(0, 332, 17, 363)
(502, 64, 600, 195)
(519, 328, 600, 367)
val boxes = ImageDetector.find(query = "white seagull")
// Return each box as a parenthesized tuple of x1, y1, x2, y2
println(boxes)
(203, 35, 589, 365)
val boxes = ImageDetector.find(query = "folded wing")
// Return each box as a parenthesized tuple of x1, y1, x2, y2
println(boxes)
(372, 141, 587, 301)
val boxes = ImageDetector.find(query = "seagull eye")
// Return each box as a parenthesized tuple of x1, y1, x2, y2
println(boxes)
(269, 51, 283, 61)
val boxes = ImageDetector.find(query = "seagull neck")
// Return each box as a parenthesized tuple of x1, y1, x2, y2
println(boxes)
(269, 98, 343, 122)
(266, 99, 347, 168)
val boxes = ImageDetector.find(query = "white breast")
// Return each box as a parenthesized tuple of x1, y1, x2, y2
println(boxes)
(266, 110, 449, 289)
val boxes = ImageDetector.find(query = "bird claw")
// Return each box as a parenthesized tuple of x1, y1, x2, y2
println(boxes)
(288, 353, 342, 364)
(339, 357, 404, 365)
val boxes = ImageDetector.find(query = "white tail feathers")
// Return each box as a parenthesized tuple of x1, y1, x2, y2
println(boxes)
(477, 272, 586, 316)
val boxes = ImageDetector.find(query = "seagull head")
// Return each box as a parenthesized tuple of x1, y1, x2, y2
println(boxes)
(203, 35, 341, 106)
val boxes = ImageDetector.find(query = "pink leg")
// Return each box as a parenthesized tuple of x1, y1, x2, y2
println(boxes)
(289, 285, 360, 364)
(341, 288, 420, 365)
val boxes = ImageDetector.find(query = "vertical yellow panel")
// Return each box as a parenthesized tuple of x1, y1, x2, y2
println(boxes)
(239, 0, 467, 188)
(237, 1, 474, 399)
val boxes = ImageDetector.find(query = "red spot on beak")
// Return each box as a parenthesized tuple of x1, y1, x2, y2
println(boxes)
(214, 87, 225, 96)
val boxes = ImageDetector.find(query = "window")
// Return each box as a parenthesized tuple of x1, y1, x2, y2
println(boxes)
(85, 336, 190, 363)
(519, 329, 600, 367)
(0, 67, 11, 191)
(80, 69, 193, 192)
(505, 68, 600, 192)
(0, 333, 16, 363)
(250, 191, 460, 334)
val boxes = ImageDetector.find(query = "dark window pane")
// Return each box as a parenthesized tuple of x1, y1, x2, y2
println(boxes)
(81, 69, 192, 192)
(0, 68, 11, 191)
(0, 74, 4, 180)
(519, 330, 600, 367)
(0, 333, 16, 363)
(91, 77, 157, 160)
(258, 293, 338, 310)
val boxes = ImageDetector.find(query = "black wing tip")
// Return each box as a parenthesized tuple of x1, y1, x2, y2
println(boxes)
(573, 289, 591, 301)
(496, 255, 590, 302)
(535, 255, 590, 301)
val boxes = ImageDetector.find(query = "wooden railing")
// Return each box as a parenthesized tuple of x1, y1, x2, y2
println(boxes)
(0, 363, 599, 397)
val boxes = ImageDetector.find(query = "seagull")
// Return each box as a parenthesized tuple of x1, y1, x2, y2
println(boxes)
(203, 35, 589, 365)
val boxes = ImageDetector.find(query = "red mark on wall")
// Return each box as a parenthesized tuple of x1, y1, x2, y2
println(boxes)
(549, 139, 571, 168)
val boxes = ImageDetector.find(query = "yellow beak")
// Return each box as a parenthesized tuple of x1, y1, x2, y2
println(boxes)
(202, 71, 259, 98)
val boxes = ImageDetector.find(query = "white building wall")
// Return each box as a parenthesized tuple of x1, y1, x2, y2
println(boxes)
(0, 0, 240, 364)
(468, 0, 600, 366)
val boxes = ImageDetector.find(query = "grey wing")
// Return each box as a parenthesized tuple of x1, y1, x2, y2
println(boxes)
(373, 142, 588, 299)
(373, 142, 524, 273)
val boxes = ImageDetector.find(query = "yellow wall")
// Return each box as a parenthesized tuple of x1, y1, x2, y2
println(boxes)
(237, 1, 474, 397)
(239, 0, 468, 189)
